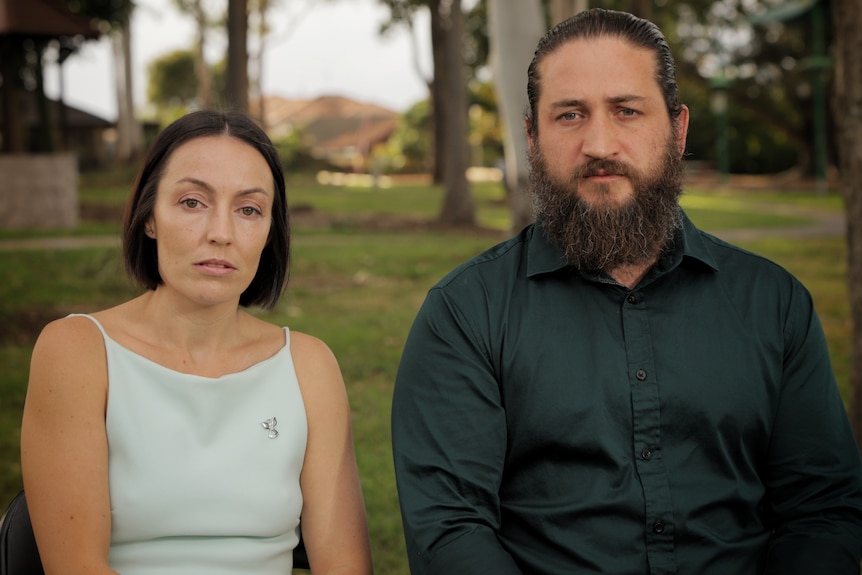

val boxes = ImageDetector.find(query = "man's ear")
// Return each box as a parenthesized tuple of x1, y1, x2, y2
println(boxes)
(525, 118, 536, 155)
(674, 105, 690, 157)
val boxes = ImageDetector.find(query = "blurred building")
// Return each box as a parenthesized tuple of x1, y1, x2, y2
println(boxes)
(254, 95, 399, 172)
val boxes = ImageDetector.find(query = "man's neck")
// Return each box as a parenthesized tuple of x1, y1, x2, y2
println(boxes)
(606, 259, 657, 290)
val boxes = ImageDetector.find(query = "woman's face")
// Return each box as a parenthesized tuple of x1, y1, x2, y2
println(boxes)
(146, 135, 274, 308)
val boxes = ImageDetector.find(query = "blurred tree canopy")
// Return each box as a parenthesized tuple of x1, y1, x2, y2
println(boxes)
(147, 49, 227, 116)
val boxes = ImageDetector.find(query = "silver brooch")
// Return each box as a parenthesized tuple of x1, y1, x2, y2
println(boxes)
(261, 417, 279, 439)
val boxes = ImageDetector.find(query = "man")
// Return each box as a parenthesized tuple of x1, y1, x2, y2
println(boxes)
(391, 8, 862, 575)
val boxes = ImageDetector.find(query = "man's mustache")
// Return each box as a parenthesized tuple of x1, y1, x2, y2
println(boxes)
(572, 159, 636, 180)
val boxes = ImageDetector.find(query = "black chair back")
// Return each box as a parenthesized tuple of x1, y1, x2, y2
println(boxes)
(0, 490, 44, 575)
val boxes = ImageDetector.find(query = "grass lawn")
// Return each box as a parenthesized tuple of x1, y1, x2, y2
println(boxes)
(0, 173, 850, 574)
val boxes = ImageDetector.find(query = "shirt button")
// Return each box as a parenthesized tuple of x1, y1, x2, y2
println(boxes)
(641, 447, 652, 460)
(636, 369, 647, 381)
(653, 520, 665, 534)
(627, 294, 638, 304)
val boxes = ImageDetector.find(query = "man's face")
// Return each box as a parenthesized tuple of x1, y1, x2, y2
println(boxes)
(528, 36, 689, 270)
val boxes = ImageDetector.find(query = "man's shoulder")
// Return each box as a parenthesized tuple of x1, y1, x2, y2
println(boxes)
(433, 225, 535, 291)
(687, 225, 805, 294)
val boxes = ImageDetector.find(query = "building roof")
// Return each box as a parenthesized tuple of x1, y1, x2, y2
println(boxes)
(0, 0, 98, 38)
(256, 94, 400, 161)
(0, 93, 112, 130)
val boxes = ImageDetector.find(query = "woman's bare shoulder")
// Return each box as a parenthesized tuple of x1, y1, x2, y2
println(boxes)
(33, 314, 104, 357)
(28, 314, 109, 399)
(288, 330, 345, 397)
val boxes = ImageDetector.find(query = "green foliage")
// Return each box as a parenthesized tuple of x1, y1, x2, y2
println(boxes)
(271, 128, 328, 173)
(383, 99, 433, 173)
(146, 49, 198, 109)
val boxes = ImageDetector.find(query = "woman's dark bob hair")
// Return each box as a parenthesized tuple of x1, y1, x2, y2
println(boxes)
(122, 109, 289, 310)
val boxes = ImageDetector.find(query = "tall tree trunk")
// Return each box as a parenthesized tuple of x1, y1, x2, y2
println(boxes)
(429, 0, 447, 184)
(487, 0, 544, 233)
(250, 0, 269, 125)
(192, 0, 213, 110)
(551, 0, 587, 24)
(437, 0, 474, 226)
(1, 37, 26, 153)
(832, 0, 862, 448)
(113, 16, 143, 165)
(226, 0, 249, 113)
(627, 0, 651, 21)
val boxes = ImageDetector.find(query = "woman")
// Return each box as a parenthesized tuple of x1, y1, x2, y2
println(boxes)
(20, 110, 373, 574)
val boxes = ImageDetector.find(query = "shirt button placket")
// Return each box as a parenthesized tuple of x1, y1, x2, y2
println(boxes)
(622, 290, 675, 571)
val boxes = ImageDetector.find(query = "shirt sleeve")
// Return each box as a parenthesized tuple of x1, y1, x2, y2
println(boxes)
(391, 287, 522, 575)
(764, 279, 862, 574)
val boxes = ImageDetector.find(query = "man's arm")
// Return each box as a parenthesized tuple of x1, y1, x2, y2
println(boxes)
(764, 282, 862, 574)
(392, 288, 522, 574)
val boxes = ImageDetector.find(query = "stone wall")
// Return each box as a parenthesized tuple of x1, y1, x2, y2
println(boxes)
(0, 153, 79, 230)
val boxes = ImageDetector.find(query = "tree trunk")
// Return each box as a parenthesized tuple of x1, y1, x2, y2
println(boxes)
(429, 0, 447, 184)
(832, 0, 862, 448)
(487, 0, 544, 233)
(113, 17, 143, 165)
(437, 0, 474, 226)
(250, 0, 269, 125)
(551, 0, 587, 24)
(193, 0, 213, 110)
(226, 0, 249, 113)
(1, 37, 26, 153)
(627, 0, 652, 21)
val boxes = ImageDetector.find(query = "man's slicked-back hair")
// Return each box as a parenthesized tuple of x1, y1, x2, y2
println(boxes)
(525, 8, 683, 137)
(122, 109, 290, 310)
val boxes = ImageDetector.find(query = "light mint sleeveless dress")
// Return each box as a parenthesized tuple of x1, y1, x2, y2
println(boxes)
(73, 314, 307, 574)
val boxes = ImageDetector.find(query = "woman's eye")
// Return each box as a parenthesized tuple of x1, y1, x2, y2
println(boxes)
(240, 206, 261, 216)
(181, 198, 201, 208)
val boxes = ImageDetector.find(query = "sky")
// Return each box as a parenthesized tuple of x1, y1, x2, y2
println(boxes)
(43, 0, 433, 121)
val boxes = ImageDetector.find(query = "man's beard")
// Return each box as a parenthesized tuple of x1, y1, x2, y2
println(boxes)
(530, 136, 685, 272)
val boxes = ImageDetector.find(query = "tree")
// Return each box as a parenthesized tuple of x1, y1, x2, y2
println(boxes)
(75, 0, 141, 164)
(147, 50, 199, 109)
(172, 0, 215, 110)
(378, 0, 448, 183)
(226, 0, 250, 112)
(831, 0, 862, 446)
(437, 0, 475, 225)
(487, 0, 544, 233)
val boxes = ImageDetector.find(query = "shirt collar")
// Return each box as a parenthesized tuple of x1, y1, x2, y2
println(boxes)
(526, 209, 720, 279)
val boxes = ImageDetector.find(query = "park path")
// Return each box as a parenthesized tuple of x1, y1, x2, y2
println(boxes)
(708, 203, 845, 243)
(0, 204, 846, 252)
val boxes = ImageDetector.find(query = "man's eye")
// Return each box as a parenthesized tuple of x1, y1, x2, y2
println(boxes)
(561, 112, 580, 121)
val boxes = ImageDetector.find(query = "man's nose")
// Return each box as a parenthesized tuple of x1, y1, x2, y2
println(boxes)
(580, 115, 621, 160)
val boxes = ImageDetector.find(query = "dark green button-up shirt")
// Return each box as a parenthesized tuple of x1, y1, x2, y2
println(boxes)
(391, 213, 862, 574)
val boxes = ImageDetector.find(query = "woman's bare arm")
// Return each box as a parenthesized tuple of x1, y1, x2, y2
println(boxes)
(20, 316, 118, 575)
(293, 332, 373, 574)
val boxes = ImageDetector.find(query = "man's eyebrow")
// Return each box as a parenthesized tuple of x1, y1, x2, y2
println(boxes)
(548, 95, 647, 109)
(548, 99, 586, 110)
(607, 95, 647, 105)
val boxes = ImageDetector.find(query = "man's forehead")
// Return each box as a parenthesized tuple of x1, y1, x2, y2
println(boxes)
(538, 37, 661, 98)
